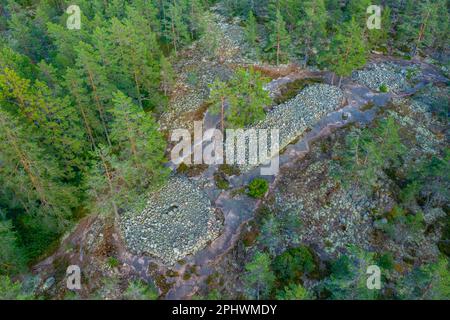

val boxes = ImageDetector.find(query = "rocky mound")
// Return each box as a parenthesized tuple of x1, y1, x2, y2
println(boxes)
(120, 176, 222, 265)
(352, 62, 412, 93)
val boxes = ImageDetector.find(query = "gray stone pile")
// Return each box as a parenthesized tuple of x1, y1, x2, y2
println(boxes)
(352, 62, 410, 93)
(120, 176, 222, 265)
(235, 84, 344, 172)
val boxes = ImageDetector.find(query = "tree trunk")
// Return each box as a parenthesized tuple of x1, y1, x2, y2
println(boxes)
(276, 35, 280, 66)
(87, 70, 112, 147)
(134, 71, 143, 108)
(98, 149, 120, 225)
(416, 10, 431, 57)
(220, 96, 225, 133)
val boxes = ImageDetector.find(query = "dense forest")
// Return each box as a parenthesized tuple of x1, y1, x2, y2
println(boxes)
(0, 0, 448, 300)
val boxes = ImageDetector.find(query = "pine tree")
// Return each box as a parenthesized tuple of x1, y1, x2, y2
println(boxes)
(268, 0, 302, 31)
(197, 12, 222, 60)
(321, 18, 367, 86)
(266, 10, 291, 65)
(0, 217, 26, 275)
(46, 21, 89, 70)
(367, 5, 391, 51)
(244, 252, 276, 300)
(337, 116, 406, 189)
(164, 1, 190, 55)
(276, 283, 311, 300)
(397, 257, 450, 299)
(109, 91, 168, 199)
(0, 275, 32, 299)
(346, 0, 372, 27)
(245, 11, 259, 56)
(209, 78, 230, 133)
(107, 9, 162, 110)
(132, 0, 161, 35)
(75, 41, 114, 147)
(6, 1, 51, 63)
(0, 109, 78, 222)
(0, 66, 85, 174)
(323, 246, 379, 300)
(209, 68, 270, 130)
(398, 0, 449, 56)
(227, 68, 270, 128)
(296, 0, 327, 66)
(185, 0, 204, 40)
(88, 92, 168, 223)
(64, 68, 102, 150)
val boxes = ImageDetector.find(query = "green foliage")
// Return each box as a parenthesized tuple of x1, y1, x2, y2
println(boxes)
(247, 178, 269, 199)
(258, 211, 302, 255)
(107, 257, 119, 268)
(123, 280, 158, 300)
(88, 92, 169, 216)
(159, 55, 174, 97)
(379, 84, 389, 93)
(295, 0, 327, 66)
(336, 116, 406, 190)
(162, 1, 191, 55)
(376, 252, 395, 271)
(0, 275, 32, 300)
(0, 109, 79, 222)
(244, 11, 259, 56)
(397, 0, 449, 55)
(400, 150, 450, 208)
(320, 18, 367, 82)
(276, 283, 311, 300)
(243, 252, 276, 300)
(209, 68, 270, 130)
(272, 246, 316, 286)
(214, 173, 230, 190)
(15, 213, 61, 262)
(198, 12, 222, 59)
(367, 5, 391, 50)
(397, 257, 450, 300)
(0, 217, 26, 275)
(322, 246, 379, 300)
(266, 10, 291, 65)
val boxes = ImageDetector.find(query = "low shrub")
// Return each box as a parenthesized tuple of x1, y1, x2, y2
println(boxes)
(247, 178, 269, 198)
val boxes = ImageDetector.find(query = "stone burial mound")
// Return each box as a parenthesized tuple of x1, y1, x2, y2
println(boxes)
(120, 176, 222, 265)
